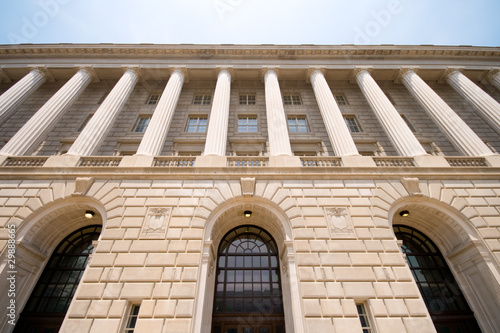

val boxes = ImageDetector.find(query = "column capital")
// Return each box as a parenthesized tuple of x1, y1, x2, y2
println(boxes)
(481, 67, 500, 85)
(262, 66, 279, 80)
(169, 66, 189, 82)
(122, 66, 142, 76)
(75, 65, 100, 83)
(394, 67, 419, 84)
(306, 67, 326, 83)
(438, 67, 464, 83)
(0, 66, 12, 83)
(216, 66, 234, 82)
(350, 66, 372, 83)
(28, 65, 55, 82)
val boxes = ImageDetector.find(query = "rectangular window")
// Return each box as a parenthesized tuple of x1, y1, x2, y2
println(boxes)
(283, 94, 302, 105)
(124, 304, 140, 333)
(134, 116, 151, 133)
(334, 94, 348, 106)
(287, 117, 309, 133)
(344, 116, 362, 133)
(357, 303, 373, 333)
(186, 116, 208, 133)
(400, 114, 416, 132)
(238, 116, 258, 133)
(239, 94, 256, 105)
(193, 94, 212, 105)
(146, 94, 160, 105)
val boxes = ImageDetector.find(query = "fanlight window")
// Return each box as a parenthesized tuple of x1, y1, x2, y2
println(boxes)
(394, 225, 481, 333)
(213, 225, 285, 333)
(14, 225, 101, 333)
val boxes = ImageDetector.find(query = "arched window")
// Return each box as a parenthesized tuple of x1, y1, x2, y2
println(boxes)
(14, 225, 101, 333)
(394, 225, 482, 333)
(212, 225, 285, 333)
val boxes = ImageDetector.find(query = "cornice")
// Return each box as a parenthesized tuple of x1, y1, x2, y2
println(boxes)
(1, 44, 499, 62)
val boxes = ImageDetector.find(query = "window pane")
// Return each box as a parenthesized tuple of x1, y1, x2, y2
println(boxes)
(18, 226, 101, 330)
(213, 225, 285, 327)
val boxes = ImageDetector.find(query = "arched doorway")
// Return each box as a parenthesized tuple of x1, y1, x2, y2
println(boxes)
(14, 225, 101, 333)
(394, 225, 482, 333)
(212, 225, 286, 333)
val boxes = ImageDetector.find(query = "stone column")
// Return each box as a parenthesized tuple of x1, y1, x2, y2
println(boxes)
(309, 69, 359, 156)
(355, 68, 427, 157)
(0, 68, 94, 156)
(135, 68, 185, 156)
(203, 68, 231, 156)
(67, 68, 139, 156)
(444, 68, 500, 134)
(399, 68, 493, 156)
(0, 68, 49, 125)
(485, 68, 500, 92)
(264, 68, 293, 156)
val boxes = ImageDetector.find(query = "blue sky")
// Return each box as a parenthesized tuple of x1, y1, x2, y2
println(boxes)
(0, 0, 499, 46)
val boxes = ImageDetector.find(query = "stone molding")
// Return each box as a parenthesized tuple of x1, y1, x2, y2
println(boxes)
(1, 44, 499, 61)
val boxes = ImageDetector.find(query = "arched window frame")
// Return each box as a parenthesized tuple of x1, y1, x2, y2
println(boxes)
(14, 225, 102, 332)
(211, 225, 286, 332)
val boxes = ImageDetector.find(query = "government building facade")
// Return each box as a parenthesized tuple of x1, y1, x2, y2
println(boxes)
(0, 44, 499, 333)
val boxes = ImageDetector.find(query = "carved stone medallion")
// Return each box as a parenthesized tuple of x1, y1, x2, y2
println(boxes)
(325, 207, 356, 238)
(140, 207, 171, 238)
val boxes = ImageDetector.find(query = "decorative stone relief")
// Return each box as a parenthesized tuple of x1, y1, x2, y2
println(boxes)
(140, 207, 171, 238)
(325, 207, 356, 238)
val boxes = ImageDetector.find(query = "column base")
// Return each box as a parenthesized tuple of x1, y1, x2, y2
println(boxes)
(485, 155, 500, 167)
(195, 155, 227, 168)
(43, 155, 81, 167)
(341, 155, 377, 167)
(269, 155, 302, 168)
(413, 155, 450, 167)
(119, 155, 155, 167)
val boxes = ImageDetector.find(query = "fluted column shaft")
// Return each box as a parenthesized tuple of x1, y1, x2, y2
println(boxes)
(0, 69, 47, 125)
(136, 69, 185, 156)
(203, 69, 231, 156)
(68, 68, 139, 156)
(401, 69, 493, 156)
(490, 71, 500, 91)
(0, 68, 92, 156)
(310, 70, 359, 156)
(356, 69, 427, 157)
(264, 69, 293, 156)
(446, 70, 500, 134)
